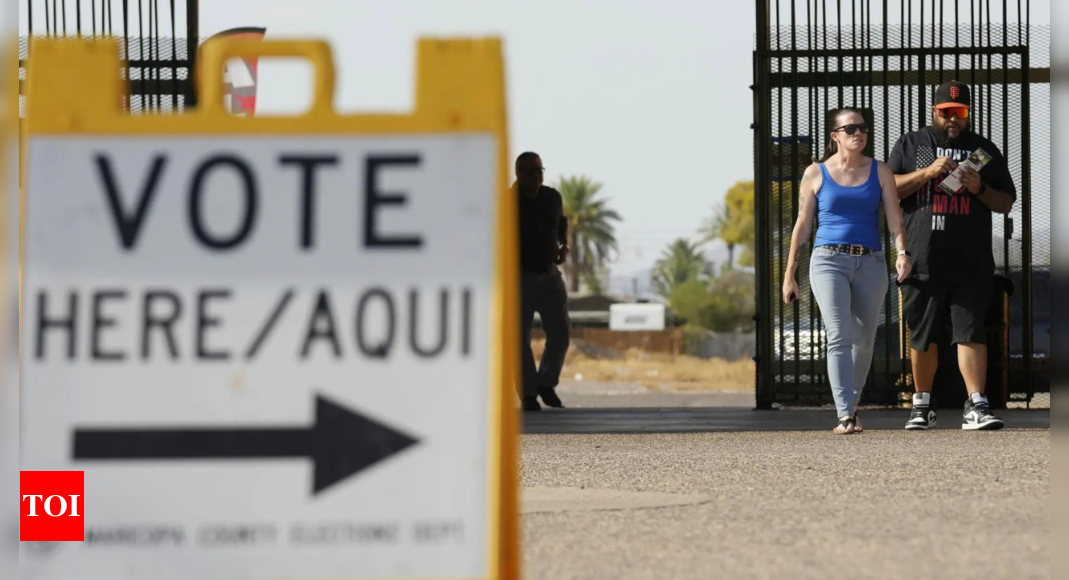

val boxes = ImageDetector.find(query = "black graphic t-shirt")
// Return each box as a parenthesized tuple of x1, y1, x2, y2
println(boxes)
(888, 126, 1017, 286)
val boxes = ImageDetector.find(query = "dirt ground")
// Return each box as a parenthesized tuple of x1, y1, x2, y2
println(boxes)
(532, 339, 754, 393)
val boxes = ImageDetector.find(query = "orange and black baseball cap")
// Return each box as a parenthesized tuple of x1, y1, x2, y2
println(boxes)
(934, 80, 972, 109)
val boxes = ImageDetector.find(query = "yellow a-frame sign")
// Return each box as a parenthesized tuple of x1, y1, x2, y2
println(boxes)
(21, 37, 520, 580)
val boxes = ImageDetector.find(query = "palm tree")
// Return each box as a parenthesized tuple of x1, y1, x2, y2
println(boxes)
(701, 202, 737, 269)
(651, 238, 713, 298)
(557, 176, 622, 293)
(701, 181, 755, 270)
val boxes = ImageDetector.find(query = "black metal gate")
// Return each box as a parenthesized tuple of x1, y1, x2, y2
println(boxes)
(752, 0, 1050, 410)
(20, 0, 201, 116)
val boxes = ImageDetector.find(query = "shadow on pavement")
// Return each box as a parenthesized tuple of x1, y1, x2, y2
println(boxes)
(522, 408, 1051, 435)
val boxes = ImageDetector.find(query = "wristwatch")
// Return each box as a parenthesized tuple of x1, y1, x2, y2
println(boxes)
(899, 250, 912, 260)
(977, 183, 988, 196)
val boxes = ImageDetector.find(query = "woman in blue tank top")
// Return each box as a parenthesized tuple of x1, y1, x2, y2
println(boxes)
(782, 108, 913, 434)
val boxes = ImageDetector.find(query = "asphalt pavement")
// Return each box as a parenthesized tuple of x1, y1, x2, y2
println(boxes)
(519, 397, 1050, 580)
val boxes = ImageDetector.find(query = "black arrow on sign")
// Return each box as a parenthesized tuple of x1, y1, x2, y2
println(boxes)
(72, 395, 419, 495)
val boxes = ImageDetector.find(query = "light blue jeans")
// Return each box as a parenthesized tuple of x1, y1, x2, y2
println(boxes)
(809, 247, 890, 419)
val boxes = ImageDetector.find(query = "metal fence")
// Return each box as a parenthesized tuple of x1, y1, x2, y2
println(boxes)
(752, 0, 1050, 409)
(19, 0, 199, 116)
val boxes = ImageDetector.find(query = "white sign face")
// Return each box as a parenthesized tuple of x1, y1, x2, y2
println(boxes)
(21, 135, 499, 580)
(609, 304, 666, 332)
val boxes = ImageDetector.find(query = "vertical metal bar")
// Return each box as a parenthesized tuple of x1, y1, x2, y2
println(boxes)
(152, 0, 159, 113)
(138, 0, 144, 113)
(775, 0, 785, 401)
(147, 0, 154, 113)
(810, 0, 819, 377)
(61, 0, 66, 36)
(901, 0, 906, 141)
(986, 0, 992, 141)
(755, 0, 774, 409)
(187, 0, 199, 108)
(884, 0, 894, 399)
(837, 0, 844, 105)
(122, 0, 129, 111)
(897, 0, 906, 393)
(907, 0, 914, 132)
(791, 0, 801, 394)
(1017, 0, 1022, 46)
(45, 0, 52, 37)
(863, 0, 868, 112)
(27, 0, 33, 49)
(971, 0, 976, 91)
(820, 0, 828, 394)
(92, 0, 97, 37)
(155, 0, 161, 113)
(157, 0, 163, 113)
(956, 0, 961, 73)
(977, 0, 984, 139)
(919, 0, 927, 125)
(148, 0, 154, 112)
(77, 0, 82, 37)
(1024, 0, 1032, 402)
(852, 0, 857, 105)
(940, 0, 945, 84)
(171, 0, 178, 112)
(1021, 52, 1033, 404)
(824, 0, 829, 135)
(1001, 0, 1009, 278)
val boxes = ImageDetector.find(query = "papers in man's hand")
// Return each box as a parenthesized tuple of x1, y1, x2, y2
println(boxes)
(938, 148, 993, 194)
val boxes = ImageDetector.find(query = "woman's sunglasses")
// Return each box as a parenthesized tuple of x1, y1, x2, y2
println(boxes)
(834, 123, 870, 136)
(937, 107, 970, 119)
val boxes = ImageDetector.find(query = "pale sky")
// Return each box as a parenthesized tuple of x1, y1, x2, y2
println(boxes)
(15, 0, 1052, 289)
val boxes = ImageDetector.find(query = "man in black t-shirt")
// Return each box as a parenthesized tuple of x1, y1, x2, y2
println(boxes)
(889, 81, 1017, 431)
(515, 152, 571, 412)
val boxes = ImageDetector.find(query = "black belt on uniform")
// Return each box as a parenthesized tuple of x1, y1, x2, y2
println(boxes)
(817, 244, 878, 257)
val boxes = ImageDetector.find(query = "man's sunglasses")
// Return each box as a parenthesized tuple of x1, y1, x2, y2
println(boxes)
(937, 107, 970, 119)
(834, 123, 870, 135)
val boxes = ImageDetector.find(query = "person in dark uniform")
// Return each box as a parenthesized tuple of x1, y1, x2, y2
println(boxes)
(515, 152, 570, 412)
(889, 81, 1017, 431)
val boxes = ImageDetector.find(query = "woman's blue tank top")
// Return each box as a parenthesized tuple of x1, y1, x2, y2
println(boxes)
(813, 160, 883, 250)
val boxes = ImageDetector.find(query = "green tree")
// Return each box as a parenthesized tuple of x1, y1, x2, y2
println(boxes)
(668, 278, 714, 330)
(667, 267, 756, 333)
(700, 267, 757, 332)
(702, 181, 756, 269)
(652, 238, 712, 298)
(558, 176, 622, 293)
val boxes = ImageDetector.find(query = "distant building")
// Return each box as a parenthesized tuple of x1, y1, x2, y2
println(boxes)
(533, 293, 671, 329)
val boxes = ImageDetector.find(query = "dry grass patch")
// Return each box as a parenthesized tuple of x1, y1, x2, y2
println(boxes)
(532, 339, 754, 393)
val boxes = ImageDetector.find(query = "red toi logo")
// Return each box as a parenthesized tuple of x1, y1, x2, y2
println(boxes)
(950, 86, 961, 100)
(21, 471, 85, 542)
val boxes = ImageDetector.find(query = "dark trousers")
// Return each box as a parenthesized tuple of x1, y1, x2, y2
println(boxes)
(520, 269, 571, 398)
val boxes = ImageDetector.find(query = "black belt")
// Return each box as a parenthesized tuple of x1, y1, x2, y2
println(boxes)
(818, 244, 878, 257)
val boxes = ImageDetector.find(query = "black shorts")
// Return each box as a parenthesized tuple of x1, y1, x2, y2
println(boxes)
(901, 280, 992, 352)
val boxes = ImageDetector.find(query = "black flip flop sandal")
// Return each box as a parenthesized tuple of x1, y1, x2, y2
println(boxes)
(835, 416, 857, 434)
